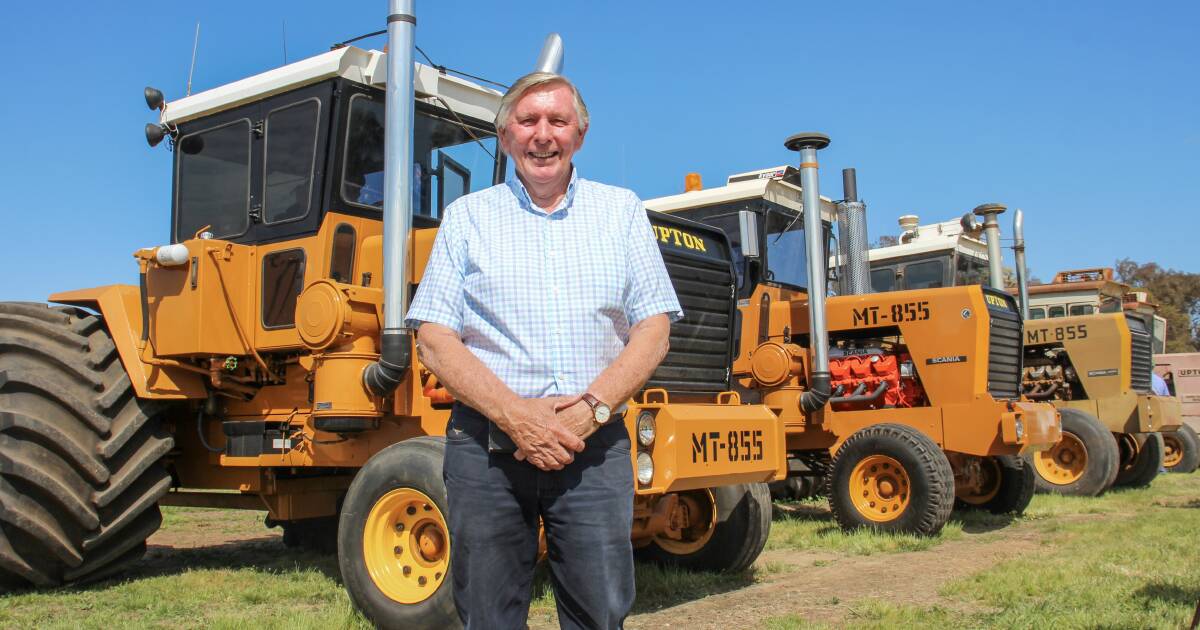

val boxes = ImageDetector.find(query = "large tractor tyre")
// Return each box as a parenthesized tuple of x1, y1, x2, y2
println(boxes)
(1114, 432, 1164, 488)
(338, 436, 456, 630)
(0, 303, 173, 590)
(1162, 425, 1200, 474)
(828, 424, 955, 536)
(1026, 408, 1118, 497)
(955, 456, 1036, 515)
(639, 483, 772, 573)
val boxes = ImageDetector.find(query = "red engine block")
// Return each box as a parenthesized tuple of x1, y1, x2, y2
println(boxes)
(828, 351, 926, 409)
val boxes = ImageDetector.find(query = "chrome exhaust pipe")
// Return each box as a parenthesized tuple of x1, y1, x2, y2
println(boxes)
(1013, 208, 1029, 319)
(365, 0, 418, 396)
(785, 132, 833, 413)
(837, 168, 871, 295)
(534, 33, 564, 74)
(973, 203, 1007, 291)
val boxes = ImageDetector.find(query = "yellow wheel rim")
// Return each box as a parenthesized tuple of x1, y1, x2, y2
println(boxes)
(1034, 432, 1088, 485)
(1163, 434, 1184, 469)
(362, 488, 449, 604)
(654, 490, 718, 554)
(956, 457, 1002, 506)
(849, 455, 910, 523)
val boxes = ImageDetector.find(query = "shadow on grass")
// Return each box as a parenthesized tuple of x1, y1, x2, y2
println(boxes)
(71, 535, 343, 593)
(1133, 581, 1200, 607)
(948, 509, 1017, 534)
(529, 560, 759, 616)
(772, 501, 833, 522)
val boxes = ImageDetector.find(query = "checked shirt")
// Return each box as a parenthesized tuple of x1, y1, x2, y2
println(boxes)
(404, 168, 683, 399)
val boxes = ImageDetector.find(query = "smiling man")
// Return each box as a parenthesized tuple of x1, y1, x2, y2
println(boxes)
(404, 73, 682, 629)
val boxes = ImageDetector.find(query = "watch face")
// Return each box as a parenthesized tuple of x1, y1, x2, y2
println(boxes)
(594, 404, 611, 424)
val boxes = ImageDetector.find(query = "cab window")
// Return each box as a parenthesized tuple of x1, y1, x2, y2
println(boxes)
(263, 99, 321, 224)
(1029, 307, 1046, 319)
(904, 259, 945, 290)
(871, 267, 896, 292)
(1069, 304, 1095, 316)
(176, 119, 252, 240)
(1048, 305, 1066, 318)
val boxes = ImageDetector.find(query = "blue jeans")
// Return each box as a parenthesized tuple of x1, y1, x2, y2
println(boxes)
(443, 404, 635, 629)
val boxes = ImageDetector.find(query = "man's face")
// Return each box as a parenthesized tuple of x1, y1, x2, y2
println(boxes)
(499, 82, 586, 189)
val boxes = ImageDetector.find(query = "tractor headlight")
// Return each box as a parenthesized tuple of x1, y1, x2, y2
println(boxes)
(636, 452, 654, 485)
(1015, 418, 1025, 441)
(636, 411, 656, 447)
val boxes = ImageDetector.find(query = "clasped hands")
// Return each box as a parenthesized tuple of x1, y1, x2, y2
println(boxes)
(501, 395, 598, 471)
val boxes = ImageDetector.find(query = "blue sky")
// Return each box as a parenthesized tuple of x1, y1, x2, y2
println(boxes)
(1, 1, 1196, 301)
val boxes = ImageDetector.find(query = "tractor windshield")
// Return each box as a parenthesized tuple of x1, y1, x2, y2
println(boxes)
(955, 252, 990, 286)
(765, 206, 810, 289)
(342, 95, 500, 220)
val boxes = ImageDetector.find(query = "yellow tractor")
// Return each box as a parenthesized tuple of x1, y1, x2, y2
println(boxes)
(0, 7, 789, 626)
(645, 150, 1061, 536)
(866, 208, 1183, 495)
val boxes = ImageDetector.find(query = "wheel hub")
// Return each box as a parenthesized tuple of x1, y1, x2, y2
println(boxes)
(1163, 435, 1183, 469)
(1034, 432, 1088, 485)
(654, 489, 718, 554)
(362, 488, 449, 604)
(849, 455, 910, 522)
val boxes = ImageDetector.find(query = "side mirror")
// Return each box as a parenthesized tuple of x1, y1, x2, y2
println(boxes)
(738, 210, 760, 258)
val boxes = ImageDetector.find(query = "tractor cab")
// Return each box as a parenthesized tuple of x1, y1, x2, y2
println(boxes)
(644, 166, 838, 300)
(156, 46, 505, 248)
(867, 214, 991, 293)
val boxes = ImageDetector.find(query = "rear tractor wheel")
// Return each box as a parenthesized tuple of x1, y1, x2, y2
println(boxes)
(0, 302, 174, 589)
(1113, 432, 1164, 488)
(1162, 425, 1199, 474)
(638, 483, 772, 573)
(952, 454, 1035, 515)
(338, 437, 455, 629)
(1026, 408, 1118, 497)
(828, 424, 954, 536)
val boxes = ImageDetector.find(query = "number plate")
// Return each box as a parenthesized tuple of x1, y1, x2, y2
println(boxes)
(690, 429, 765, 464)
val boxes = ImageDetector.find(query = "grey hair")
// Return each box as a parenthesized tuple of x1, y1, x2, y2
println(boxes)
(495, 72, 589, 134)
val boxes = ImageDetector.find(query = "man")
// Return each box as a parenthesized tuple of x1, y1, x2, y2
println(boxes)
(1152, 371, 1170, 397)
(404, 72, 682, 629)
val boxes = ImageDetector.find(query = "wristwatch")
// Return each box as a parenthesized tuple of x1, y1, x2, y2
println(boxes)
(581, 393, 612, 426)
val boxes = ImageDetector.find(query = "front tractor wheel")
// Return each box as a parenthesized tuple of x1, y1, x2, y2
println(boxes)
(638, 483, 772, 573)
(1162, 425, 1199, 474)
(829, 424, 954, 536)
(0, 303, 174, 589)
(338, 437, 455, 629)
(953, 455, 1035, 515)
(1026, 408, 1118, 497)
(1113, 432, 1164, 488)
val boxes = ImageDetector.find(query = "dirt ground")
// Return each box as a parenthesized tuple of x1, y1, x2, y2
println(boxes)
(140, 506, 1133, 629)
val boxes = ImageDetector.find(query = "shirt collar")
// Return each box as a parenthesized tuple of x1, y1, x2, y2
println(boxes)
(506, 166, 579, 217)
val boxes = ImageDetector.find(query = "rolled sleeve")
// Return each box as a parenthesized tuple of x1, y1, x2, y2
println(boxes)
(404, 205, 467, 332)
(623, 195, 684, 325)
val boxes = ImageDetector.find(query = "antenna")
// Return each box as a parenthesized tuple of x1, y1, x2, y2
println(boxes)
(185, 22, 201, 96)
(282, 19, 288, 64)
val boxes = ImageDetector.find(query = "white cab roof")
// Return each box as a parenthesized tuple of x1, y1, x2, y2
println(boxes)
(868, 218, 988, 262)
(644, 171, 838, 223)
(161, 46, 502, 126)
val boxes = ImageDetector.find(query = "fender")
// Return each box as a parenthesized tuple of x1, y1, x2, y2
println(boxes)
(50, 285, 205, 399)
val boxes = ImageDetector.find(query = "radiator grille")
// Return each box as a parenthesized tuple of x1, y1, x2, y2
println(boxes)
(1126, 313, 1153, 393)
(985, 290, 1023, 400)
(645, 212, 737, 393)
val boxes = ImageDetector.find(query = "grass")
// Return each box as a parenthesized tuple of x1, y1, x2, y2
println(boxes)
(763, 473, 1200, 629)
(2, 476, 1197, 628)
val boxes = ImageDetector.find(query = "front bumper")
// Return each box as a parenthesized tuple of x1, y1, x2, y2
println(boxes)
(626, 398, 787, 495)
(1004, 401, 1062, 455)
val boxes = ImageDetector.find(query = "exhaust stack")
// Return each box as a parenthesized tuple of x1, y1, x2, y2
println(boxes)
(784, 132, 833, 413)
(1013, 208, 1030, 319)
(836, 168, 871, 295)
(534, 33, 564, 74)
(364, 0, 418, 396)
(973, 203, 1007, 291)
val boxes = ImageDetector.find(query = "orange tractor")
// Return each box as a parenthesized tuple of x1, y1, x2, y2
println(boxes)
(0, 7, 789, 627)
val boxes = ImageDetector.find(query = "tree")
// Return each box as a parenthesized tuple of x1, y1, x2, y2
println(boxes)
(1115, 259, 1200, 353)
(872, 235, 899, 248)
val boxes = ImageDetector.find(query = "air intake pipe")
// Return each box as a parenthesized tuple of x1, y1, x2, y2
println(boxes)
(836, 168, 871, 295)
(1013, 208, 1030, 320)
(973, 203, 1007, 291)
(784, 132, 833, 413)
(364, 0, 418, 396)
